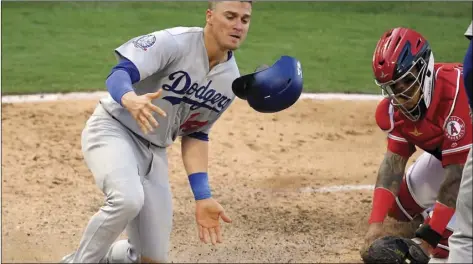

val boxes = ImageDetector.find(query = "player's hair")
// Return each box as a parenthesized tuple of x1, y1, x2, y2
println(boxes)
(208, 1, 253, 10)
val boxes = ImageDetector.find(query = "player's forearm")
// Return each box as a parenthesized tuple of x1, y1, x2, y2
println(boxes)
(375, 151, 408, 192)
(181, 136, 209, 174)
(106, 58, 141, 106)
(181, 136, 212, 200)
(415, 164, 463, 247)
(369, 151, 408, 223)
(106, 69, 135, 106)
(437, 164, 464, 208)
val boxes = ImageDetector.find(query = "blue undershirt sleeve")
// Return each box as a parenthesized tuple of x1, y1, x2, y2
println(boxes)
(105, 58, 141, 106)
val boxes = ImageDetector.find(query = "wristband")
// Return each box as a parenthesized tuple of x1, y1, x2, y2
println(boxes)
(415, 224, 442, 248)
(188, 172, 212, 200)
(429, 201, 455, 235)
(368, 187, 396, 223)
(415, 202, 455, 247)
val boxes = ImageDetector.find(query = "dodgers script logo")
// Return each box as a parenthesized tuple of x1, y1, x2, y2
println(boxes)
(161, 70, 231, 113)
(180, 113, 208, 133)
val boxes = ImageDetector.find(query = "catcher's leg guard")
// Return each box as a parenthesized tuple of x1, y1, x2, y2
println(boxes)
(388, 152, 445, 221)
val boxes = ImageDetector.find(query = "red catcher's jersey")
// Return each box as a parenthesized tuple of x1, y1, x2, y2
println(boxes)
(375, 63, 472, 167)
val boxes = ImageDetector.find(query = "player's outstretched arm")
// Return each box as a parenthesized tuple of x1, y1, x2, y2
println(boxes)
(437, 164, 464, 208)
(360, 151, 409, 256)
(375, 151, 409, 192)
(181, 136, 232, 246)
(414, 163, 464, 254)
(105, 65, 167, 134)
(181, 136, 209, 174)
(370, 151, 409, 226)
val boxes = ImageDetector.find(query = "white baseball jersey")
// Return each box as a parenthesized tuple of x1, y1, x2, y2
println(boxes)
(100, 27, 240, 147)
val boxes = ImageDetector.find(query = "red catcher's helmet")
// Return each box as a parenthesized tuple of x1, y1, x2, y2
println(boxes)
(372, 27, 435, 121)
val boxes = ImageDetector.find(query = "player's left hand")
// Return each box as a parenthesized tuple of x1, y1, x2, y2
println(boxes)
(195, 198, 232, 245)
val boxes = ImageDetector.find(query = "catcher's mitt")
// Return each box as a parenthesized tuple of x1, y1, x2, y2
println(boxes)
(361, 236, 430, 264)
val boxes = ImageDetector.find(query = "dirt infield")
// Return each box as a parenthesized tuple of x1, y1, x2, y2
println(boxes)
(1, 97, 422, 263)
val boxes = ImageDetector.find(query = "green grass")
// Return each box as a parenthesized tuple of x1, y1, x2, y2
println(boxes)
(1, 1, 472, 95)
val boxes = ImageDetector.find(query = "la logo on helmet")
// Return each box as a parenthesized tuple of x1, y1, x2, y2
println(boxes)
(297, 61, 303, 78)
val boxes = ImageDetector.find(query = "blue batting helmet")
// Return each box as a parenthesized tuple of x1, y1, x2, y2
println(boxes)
(232, 55, 303, 113)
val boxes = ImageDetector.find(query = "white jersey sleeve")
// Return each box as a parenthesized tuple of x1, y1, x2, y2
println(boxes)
(114, 30, 180, 81)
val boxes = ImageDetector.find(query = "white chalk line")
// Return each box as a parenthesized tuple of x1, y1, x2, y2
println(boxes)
(298, 184, 374, 193)
(0, 91, 384, 104)
(263, 184, 375, 194)
(0, 91, 378, 194)
(1, 91, 109, 104)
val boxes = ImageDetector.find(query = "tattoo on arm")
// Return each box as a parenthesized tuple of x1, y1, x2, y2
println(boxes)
(376, 151, 409, 194)
(437, 164, 464, 208)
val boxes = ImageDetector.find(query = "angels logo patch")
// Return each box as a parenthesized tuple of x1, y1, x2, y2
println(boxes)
(133, 34, 156, 51)
(445, 116, 466, 141)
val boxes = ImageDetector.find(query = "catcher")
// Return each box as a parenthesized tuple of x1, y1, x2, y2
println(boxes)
(360, 27, 472, 263)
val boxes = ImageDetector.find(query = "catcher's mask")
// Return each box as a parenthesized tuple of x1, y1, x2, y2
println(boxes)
(232, 55, 303, 113)
(372, 27, 435, 122)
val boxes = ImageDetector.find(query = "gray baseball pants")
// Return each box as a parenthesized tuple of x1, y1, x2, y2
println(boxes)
(448, 147, 473, 263)
(70, 103, 173, 263)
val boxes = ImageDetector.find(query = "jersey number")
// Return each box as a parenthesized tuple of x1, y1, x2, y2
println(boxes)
(180, 113, 208, 133)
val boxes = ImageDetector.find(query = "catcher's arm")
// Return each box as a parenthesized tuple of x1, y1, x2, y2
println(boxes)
(437, 164, 464, 208)
(376, 151, 409, 191)
(415, 163, 464, 247)
(369, 151, 409, 223)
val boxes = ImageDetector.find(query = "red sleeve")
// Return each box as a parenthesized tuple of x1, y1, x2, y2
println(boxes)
(375, 98, 416, 157)
(440, 67, 472, 167)
(386, 130, 416, 158)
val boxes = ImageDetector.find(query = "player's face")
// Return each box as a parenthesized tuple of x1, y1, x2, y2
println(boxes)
(207, 1, 252, 50)
(390, 66, 422, 110)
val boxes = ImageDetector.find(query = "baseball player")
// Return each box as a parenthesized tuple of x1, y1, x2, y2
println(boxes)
(360, 27, 472, 262)
(60, 1, 253, 263)
(447, 21, 473, 264)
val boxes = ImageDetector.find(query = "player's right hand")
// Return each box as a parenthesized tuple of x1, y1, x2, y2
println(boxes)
(195, 198, 232, 245)
(360, 222, 384, 256)
(121, 89, 167, 134)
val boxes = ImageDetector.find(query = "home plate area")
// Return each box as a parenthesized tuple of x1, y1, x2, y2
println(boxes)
(2, 95, 423, 263)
